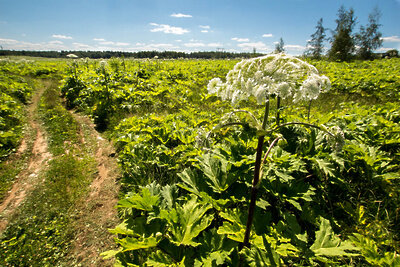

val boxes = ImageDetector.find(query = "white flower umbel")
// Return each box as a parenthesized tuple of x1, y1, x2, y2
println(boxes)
(207, 54, 337, 250)
(207, 53, 330, 104)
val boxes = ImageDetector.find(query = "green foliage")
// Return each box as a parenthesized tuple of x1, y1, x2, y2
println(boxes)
(310, 217, 359, 258)
(59, 58, 236, 131)
(313, 58, 400, 100)
(2, 58, 399, 265)
(0, 60, 35, 159)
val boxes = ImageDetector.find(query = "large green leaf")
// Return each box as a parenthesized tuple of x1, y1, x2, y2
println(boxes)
(117, 187, 160, 211)
(177, 168, 208, 196)
(146, 251, 186, 267)
(200, 153, 237, 193)
(310, 218, 360, 257)
(194, 229, 236, 266)
(159, 195, 213, 247)
(117, 235, 161, 252)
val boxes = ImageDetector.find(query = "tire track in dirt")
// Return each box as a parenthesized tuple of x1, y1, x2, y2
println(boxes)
(69, 113, 120, 267)
(0, 82, 52, 233)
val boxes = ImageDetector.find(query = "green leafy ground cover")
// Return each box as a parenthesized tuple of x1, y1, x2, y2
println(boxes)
(55, 57, 399, 266)
(0, 57, 399, 265)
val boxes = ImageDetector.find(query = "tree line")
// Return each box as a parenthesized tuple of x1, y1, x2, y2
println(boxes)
(0, 50, 263, 60)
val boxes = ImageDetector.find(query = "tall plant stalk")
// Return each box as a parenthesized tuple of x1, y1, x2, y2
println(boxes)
(276, 96, 281, 126)
(242, 99, 269, 248)
(307, 100, 312, 121)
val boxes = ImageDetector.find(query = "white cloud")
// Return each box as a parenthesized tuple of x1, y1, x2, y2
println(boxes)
(93, 38, 129, 46)
(72, 42, 93, 49)
(285, 44, 306, 51)
(262, 33, 273, 38)
(184, 42, 206, 48)
(0, 38, 68, 51)
(237, 42, 270, 52)
(232, 37, 250, 42)
(52, 34, 73, 40)
(199, 25, 211, 33)
(150, 23, 189, 35)
(99, 41, 130, 46)
(132, 43, 179, 51)
(208, 43, 223, 47)
(0, 38, 19, 45)
(183, 42, 223, 49)
(382, 36, 400, 43)
(49, 40, 63, 45)
(171, 13, 192, 18)
(376, 47, 395, 52)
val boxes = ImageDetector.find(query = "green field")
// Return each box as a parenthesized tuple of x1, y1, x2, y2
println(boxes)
(0, 56, 399, 266)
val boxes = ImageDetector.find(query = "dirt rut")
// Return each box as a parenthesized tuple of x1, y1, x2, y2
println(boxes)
(0, 83, 52, 233)
(69, 113, 120, 267)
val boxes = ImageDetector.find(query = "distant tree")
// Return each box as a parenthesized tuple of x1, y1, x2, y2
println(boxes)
(328, 6, 357, 61)
(305, 18, 326, 59)
(356, 7, 383, 60)
(275, 38, 285, 53)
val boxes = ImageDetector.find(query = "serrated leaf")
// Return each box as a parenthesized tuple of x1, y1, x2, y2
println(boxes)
(200, 153, 237, 193)
(240, 245, 278, 267)
(287, 199, 302, 211)
(108, 221, 135, 236)
(195, 229, 236, 266)
(160, 195, 213, 247)
(146, 251, 176, 267)
(160, 184, 178, 210)
(310, 218, 360, 257)
(177, 168, 205, 196)
(118, 187, 159, 211)
(312, 157, 335, 177)
(101, 248, 123, 260)
(117, 235, 161, 252)
(217, 221, 245, 243)
(275, 170, 295, 182)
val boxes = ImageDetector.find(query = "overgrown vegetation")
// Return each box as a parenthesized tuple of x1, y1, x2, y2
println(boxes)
(0, 56, 399, 265)
(52, 57, 399, 265)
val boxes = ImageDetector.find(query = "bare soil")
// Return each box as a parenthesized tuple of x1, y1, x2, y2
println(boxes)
(69, 113, 120, 267)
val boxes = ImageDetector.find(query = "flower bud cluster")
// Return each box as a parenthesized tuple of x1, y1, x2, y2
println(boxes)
(207, 53, 331, 104)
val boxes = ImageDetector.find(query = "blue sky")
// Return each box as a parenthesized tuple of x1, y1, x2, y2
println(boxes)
(0, 0, 399, 54)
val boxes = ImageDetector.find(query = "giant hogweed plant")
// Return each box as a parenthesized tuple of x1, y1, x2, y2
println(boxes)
(207, 54, 337, 248)
(105, 54, 361, 266)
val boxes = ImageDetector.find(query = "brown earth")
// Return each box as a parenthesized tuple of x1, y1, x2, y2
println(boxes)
(68, 112, 120, 267)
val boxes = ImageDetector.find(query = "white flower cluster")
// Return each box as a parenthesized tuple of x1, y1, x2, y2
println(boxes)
(207, 53, 331, 104)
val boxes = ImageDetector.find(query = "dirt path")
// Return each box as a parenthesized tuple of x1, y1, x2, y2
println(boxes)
(0, 82, 52, 233)
(0, 80, 121, 266)
(69, 113, 120, 267)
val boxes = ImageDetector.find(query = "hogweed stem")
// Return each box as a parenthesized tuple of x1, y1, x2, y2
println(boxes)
(242, 99, 269, 249)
